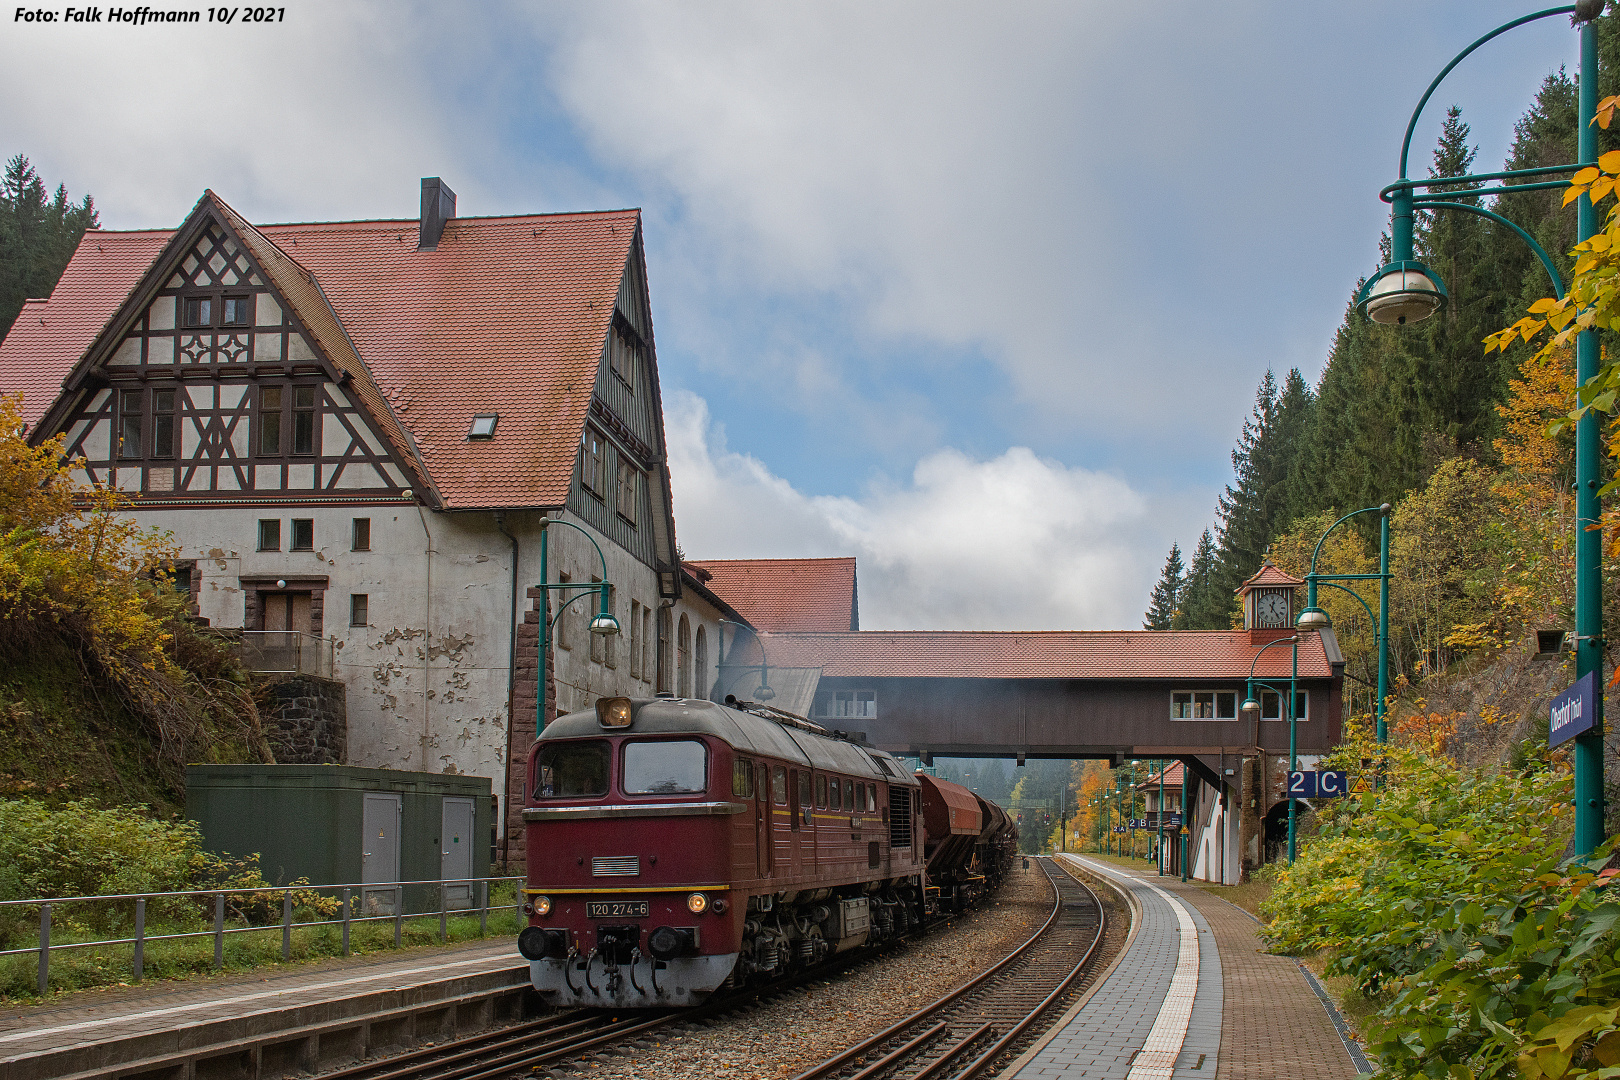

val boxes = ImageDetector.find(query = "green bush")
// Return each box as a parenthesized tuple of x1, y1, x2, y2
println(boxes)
(1259, 744, 1620, 1078)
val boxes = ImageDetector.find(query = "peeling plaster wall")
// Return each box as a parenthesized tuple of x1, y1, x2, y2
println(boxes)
(132, 504, 732, 871)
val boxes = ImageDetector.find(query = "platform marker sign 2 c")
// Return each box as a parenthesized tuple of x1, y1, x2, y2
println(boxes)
(1287, 770, 1350, 798)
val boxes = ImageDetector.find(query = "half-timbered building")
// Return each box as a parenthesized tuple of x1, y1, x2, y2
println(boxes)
(0, 180, 733, 863)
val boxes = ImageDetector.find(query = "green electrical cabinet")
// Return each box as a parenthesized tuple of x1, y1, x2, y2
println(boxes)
(186, 765, 493, 913)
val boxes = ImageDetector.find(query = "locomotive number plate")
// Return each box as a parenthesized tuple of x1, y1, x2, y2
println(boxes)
(586, 900, 650, 919)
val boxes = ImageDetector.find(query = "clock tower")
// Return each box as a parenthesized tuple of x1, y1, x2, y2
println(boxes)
(1236, 562, 1306, 644)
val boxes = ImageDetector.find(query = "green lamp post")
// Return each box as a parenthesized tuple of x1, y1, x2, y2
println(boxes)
(1295, 505, 1393, 742)
(1362, 0, 1604, 854)
(533, 516, 620, 737)
(1157, 758, 1166, 876)
(1243, 635, 1300, 862)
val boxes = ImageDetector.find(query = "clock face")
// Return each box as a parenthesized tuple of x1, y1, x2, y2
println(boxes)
(1256, 591, 1291, 627)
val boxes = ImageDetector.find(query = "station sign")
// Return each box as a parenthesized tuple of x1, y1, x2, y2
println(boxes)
(1550, 671, 1596, 747)
(1287, 770, 1349, 798)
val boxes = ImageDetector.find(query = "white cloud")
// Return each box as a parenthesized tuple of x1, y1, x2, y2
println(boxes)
(667, 390, 1182, 630)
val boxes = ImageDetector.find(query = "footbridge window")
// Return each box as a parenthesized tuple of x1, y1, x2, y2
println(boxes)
(1171, 690, 1238, 720)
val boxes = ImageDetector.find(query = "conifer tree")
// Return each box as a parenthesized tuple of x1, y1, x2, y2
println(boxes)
(0, 155, 98, 341)
(1143, 542, 1185, 630)
(1174, 530, 1227, 630)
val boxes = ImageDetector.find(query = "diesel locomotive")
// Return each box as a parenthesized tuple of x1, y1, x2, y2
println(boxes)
(516, 694, 1016, 1008)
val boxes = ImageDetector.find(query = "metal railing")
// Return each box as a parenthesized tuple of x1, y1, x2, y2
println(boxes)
(0, 875, 522, 994)
(221, 630, 336, 677)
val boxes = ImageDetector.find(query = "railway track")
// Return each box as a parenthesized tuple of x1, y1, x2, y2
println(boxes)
(313, 860, 1099, 1080)
(787, 856, 1106, 1080)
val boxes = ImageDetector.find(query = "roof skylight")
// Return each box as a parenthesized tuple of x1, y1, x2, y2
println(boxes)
(468, 413, 498, 439)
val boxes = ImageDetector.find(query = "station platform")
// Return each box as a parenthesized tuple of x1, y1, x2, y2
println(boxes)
(1010, 855, 1369, 1080)
(0, 940, 531, 1080)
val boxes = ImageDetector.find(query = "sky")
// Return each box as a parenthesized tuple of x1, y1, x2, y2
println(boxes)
(0, 1, 1587, 631)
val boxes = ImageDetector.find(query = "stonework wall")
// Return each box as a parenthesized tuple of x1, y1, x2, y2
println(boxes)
(261, 674, 348, 765)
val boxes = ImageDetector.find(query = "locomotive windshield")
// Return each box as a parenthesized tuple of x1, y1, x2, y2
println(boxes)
(535, 740, 609, 798)
(622, 739, 708, 795)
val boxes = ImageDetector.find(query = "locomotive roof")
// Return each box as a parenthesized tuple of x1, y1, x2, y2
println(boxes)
(542, 698, 919, 785)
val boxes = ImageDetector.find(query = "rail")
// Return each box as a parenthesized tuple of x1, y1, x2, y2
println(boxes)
(0, 874, 522, 994)
(209, 629, 336, 677)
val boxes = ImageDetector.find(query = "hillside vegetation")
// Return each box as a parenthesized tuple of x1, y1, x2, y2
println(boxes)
(0, 394, 270, 814)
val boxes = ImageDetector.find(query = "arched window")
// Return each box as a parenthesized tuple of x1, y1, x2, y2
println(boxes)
(694, 626, 708, 701)
(677, 614, 691, 698)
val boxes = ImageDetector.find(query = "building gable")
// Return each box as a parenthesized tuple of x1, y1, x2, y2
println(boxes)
(567, 229, 680, 595)
(41, 201, 420, 502)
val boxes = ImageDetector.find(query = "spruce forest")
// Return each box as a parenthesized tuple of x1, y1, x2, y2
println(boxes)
(1149, 19, 1620, 714)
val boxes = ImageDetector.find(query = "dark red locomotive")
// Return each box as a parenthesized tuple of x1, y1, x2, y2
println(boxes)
(516, 695, 1015, 1008)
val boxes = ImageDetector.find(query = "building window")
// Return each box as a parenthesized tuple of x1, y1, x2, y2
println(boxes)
(350, 593, 368, 627)
(677, 614, 691, 697)
(581, 429, 604, 496)
(608, 322, 637, 393)
(554, 573, 572, 650)
(222, 296, 252, 326)
(813, 689, 877, 719)
(292, 386, 316, 455)
(259, 386, 282, 455)
(257, 519, 280, 551)
(352, 518, 370, 551)
(468, 413, 498, 439)
(290, 518, 313, 551)
(153, 389, 175, 457)
(616, 460, 639, 524)
(641, 606, 652, 684)
(118, 389, 143, 458)
(629, 600, 642, 679)
(694, 626, 707, 701)
(183, 296, 214, 327)
(1260, 690, 1309, 721)
(656, 605, 673, 693)
(1170, 690, 1238, 720)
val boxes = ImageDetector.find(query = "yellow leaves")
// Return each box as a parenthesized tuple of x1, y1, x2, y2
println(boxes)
(1601, 150, 1620, 173)
(1595, 93, 1620, 130)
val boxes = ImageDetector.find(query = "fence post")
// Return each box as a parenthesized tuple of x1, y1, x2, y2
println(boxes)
(37, 903, 49, 996)
(134, 899, 146, 983)
(341, 887, 351, 956)
(214, 893, 225, 970)
(282, 890, 292, 961)
(479, 880, 488, 935)
(439, 883, 447, 943)
(394, 886, 403, 947)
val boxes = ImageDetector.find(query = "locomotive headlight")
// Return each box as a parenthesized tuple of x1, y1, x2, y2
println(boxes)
(534, 895, 552, 916)
(687, 892, 709, 914)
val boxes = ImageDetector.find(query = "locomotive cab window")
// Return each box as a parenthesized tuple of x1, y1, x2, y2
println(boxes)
(623, 739, 707, 795)
(732, 756, 755, 798)
(535, 740, 609, 799)
(829, 777, 841, 810)
(816, 773, 827, 808)
(772, 766, 788, 805)
(844, 780, 855, 811)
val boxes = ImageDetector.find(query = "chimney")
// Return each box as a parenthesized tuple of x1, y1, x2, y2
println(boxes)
(419, 177, 456, 250)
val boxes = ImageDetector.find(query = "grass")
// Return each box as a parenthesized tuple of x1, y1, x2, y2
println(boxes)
(1192, 879, 1271, 917)
(0, 895, 522, 1002)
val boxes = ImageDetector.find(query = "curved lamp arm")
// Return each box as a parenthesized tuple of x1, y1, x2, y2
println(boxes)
(1416, 201, 1566, 298)
(1309, 504, 1392, 576)
(718, 617, 775, 701)
(540, 516, 618, 628)
(1399, 6, 1574, 180)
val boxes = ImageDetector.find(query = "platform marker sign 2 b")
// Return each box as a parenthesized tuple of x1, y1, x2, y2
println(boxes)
(1550, 671, 1597, 747)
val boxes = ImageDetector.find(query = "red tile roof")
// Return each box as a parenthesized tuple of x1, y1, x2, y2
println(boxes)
(754, 629, 1335, 680)
(692, 558, 859, 632)
(1136, 761, 1184, 790)
(1237, 563, 1305, 591)
(1, 230, 171, 434)
(0, 193, 642, 509)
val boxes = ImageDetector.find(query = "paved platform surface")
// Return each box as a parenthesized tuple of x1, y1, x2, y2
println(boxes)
(1012, 856, 1365, 1080)
(0, 939, 524, 1062)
